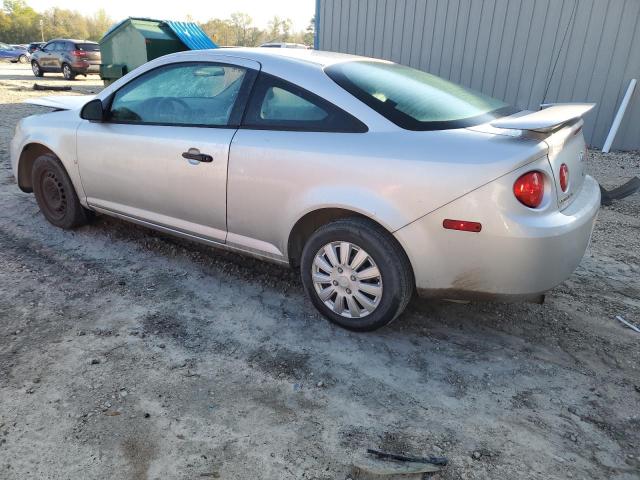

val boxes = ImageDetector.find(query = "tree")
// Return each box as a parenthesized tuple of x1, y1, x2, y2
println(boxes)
(266, 16, 283, 43)
(86, 9, 113, 41)
(304, 15, 315, 46)
(2, 0, 40, 43)
(41, 8, 89, 41)
(229, 12, 252, 46)
(200, 18, 233, 46)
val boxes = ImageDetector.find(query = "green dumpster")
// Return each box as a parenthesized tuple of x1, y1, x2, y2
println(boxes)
(99, 17, 217, 85)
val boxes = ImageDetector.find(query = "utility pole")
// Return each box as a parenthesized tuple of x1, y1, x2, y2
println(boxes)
(39, 19, 44, 42)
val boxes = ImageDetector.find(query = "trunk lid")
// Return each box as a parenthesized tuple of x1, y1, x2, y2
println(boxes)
(488, 103, 595, 211)
(75, 43, 101, 63)
(544, 120, 588, 210)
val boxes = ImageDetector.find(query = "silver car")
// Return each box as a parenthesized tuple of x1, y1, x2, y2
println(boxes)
(10, 48, 600, 331)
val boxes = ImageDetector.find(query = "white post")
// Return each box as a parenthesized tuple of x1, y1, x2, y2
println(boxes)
(602, 78, 637, 153)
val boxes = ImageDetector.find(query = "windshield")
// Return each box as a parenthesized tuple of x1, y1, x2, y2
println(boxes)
(325, 60, 514, 131)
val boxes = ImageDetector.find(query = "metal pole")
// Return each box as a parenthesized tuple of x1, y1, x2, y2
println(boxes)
(602, 79, 637, 153)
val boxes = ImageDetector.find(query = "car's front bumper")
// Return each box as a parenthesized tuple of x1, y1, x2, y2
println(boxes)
(394, 162, 601, 301)
(10, 120, 23, 183)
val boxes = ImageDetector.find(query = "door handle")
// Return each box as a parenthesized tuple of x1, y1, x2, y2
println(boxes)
(182, 149, 213, 163)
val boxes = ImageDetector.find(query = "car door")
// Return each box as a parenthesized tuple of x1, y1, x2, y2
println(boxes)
(37, 42, 55, 69)
(227, 72, 368, 257)
(52, 41, 67, 70)
(77, 59, 259, 243)
(0, 43, 10, 60)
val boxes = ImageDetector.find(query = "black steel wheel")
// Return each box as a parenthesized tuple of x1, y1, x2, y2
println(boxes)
(32, 154, 92, 229)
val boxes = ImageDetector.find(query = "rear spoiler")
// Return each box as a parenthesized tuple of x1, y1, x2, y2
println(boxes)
(491, 103, 595, 132)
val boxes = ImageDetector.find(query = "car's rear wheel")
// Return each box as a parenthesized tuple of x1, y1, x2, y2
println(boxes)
(31, 61, 43, 77)
(62, 63, 75, 80)
(300, 217, 413, 331)
(18, 54, 28, 63)
(32, 154, 92, 229)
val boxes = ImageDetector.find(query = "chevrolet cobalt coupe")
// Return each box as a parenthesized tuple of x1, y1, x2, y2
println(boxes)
(11, 48, 600, 331)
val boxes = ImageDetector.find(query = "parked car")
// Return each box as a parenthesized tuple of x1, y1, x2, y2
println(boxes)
(0, 42, 29, 63)
(10, 49, 601, 331)
(260, 42, 309, 49)
(28, 42, 45, 54)
(30, 39, 100, 80)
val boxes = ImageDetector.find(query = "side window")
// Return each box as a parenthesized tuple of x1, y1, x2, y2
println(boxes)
(42, 42, 54, 52)
(242, 73, 367, 133)
(108, 62, 247, 127)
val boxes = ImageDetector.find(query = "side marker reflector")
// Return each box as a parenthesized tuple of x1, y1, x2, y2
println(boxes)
(443, 219, 482, 233)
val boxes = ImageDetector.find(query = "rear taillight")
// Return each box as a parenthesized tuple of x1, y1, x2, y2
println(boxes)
(71, 50, 86, 57)
(559, 163, 569, 192)
(513, 171, 544, 208)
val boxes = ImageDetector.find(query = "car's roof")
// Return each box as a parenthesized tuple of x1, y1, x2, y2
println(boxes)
(213, 47, 376, 68)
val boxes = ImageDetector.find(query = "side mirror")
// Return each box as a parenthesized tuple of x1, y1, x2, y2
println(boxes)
(80, 99, 105, 122)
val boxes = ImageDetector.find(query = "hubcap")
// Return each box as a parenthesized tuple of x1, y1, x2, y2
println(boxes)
(32, 63, 39, 75)
(63, 66, 70, 77)
(40, 171, 67, 220)
(312, 241, 383, 318)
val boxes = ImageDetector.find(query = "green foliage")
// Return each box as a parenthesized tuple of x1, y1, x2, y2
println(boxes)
(201, 13, 311, 47)
(1, 0, 40, 43)
(0, 0, 113, 43)
(0, 1, 313, 47)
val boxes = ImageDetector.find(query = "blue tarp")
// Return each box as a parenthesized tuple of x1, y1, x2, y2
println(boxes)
(165, 21, 218, 50)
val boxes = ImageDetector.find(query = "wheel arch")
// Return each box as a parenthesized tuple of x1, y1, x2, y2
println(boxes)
(286, 207, 414, 280)
(17, 142, 58, 193)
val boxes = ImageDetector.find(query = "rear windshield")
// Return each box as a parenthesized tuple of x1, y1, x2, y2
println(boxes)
(75, 43, 100, 51)
(325, 61, 514, 131)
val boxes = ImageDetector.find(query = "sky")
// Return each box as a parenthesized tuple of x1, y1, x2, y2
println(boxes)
(26, 0, 316, 31)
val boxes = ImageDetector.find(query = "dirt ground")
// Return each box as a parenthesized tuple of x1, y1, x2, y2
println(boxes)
(0, 62, 639, 480)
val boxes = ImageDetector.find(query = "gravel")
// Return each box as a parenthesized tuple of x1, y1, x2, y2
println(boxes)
(1, 62, 639, 479)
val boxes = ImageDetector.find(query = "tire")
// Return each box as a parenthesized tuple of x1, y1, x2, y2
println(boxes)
(32, 154, 92, 229)
(18, 54, 28, 64)
(300, 217, 414, 332)
(62, 63, 75, 80)
(31, 61, 43, 77)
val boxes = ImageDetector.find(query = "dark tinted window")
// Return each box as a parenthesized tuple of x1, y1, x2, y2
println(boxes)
(243, 73, 367, 132)
(109, 62, 247, 127)
(326, 61, 514, 131)
(75, 43, 100, 51)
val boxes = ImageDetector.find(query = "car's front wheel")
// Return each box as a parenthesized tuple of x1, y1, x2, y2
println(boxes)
(300, 218, 414, 331)
(31, 61, 43, 77)
(18, 54, 28, 63)
(32, 154, 92, 229)
(62, 63, 75, 80)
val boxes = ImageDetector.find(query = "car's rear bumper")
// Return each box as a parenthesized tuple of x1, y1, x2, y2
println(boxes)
(72, 62, 100, 74)
(394, 161, 600, 301)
